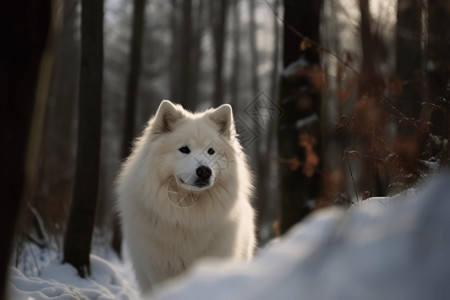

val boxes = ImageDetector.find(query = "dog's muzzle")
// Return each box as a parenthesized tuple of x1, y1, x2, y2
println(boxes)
(177, 165, 213, 190)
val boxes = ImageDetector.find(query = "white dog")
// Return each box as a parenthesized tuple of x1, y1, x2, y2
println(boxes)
(116, 100, 256, 292)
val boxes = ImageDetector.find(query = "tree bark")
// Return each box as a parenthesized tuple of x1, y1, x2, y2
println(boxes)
(0, 1, 51, 298)
(189, 0, 206, 105)
(212, 0, 228, 107)
(270, 0, 280, 101)
(112, 0, 147, 257)
(278, 0, 323, 234)
(178, 0, 194, 108)
(121, 0, 146, 160)
(357, 0, 386, 196)
(230, 0, 241, 109)
(63, 0, 103, 278)
(34, 0, 79, 228)
(169, 0, 179, 101)
(248, 0, 260, 96)
(396, 0, 422, 120)
(426, 0, 449, 101)
(426, 0, 450, 139)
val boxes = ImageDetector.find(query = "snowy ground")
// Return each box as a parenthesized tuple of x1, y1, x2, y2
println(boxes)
(8, 173, 450, 300)
(8, 250, 138, 300)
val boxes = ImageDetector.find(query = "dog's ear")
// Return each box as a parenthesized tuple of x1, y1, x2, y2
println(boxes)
(209, 104, 234, 139)
(152, 100, 184, 134)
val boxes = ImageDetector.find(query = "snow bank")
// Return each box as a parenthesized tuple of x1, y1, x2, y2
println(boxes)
(8, 254, 138, 300)
(8, 174, 450, 300)
(145, 173, 450, 300)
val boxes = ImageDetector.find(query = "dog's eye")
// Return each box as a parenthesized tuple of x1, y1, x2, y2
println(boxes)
(179, 146, 190, 154)
(207, 148, 215, 155)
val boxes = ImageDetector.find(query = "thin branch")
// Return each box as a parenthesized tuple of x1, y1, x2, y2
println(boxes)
(382, 95, 421, 131)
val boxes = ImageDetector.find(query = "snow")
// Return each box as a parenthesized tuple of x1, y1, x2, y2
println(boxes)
(8, 173, 450, 300)
(8, 252, 138, 300)
(145, 173, 450, 300)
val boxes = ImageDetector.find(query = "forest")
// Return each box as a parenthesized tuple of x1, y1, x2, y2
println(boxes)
(1, 0, 449, 299)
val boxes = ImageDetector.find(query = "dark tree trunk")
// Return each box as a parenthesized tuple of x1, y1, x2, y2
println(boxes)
(112, 0, 147, 257)
(357, 0, 386, 196)
(178, 0, 194, 109)
(358, 0, 384, 99)
(426, 0, 450, 141)
(265, 0, 281, 229)
(270, 0, 280, 101)
(212, 0, 228, 107)
(169, 0, 180, 101)
(426, 0, 450, 102)
(359, 0, 375, 92)
(121, 0, 146, 160)
(189, 0, 206, 104)
(34, 0, 79, 228)
(230, 0, 241, 109)
(278, 0, 323, 234)
(63, 0, 103, 278)
(396, 0, 422, 120)
(0, 1, 51, 299)
(248, 0, 259, 96)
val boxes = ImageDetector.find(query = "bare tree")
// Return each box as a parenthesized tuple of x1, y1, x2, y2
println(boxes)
(278, 0, 323, 234)
(426, 0, 449, 140)
(0, 1, 51, 298)
(357, 0, 387, 196)
(178, 0, 194, 108)
(270, 0, 280, 101)
(248, 0, 259, 96)
(212, 0, 229, 107)
(190, 0, 206, 103)
(426, 0, 450, 102)
(230, 0, 241, 109)
(63, 0, 103, 278)
(170, 0, 205, 110)
(112, 0, 147, 257)
(396, 0, 423, 120)
(33, 0, 79, 231)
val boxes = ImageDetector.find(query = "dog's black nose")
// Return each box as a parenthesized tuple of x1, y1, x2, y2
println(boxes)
(196, 166, 211, 180)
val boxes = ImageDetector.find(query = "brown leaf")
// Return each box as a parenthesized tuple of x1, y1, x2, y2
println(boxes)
(388, 75, 403, 97)
(300, 39, 312, 51)
(362, 191, 371, 200)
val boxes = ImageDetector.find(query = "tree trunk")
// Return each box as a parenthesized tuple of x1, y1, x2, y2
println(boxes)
(121, 0, 146, 160)
(34, 0, 79, 228)
(0, 1, 51, 298)
(359, 0, 375, 92)
(189, 0, 206, 104)
(248, 0, 259, 96)
(358, 0, 386, 196)
(212, 0, 228, 107)
(178, 0, 194, 109)
(426, 0, 450, 102)
(396, 0, 422, 120)
(278, 0, 323, 234)
(63, 0, 103, 278)
(248, 0, 266, 240)
(169, 0, 180, 101)
(270, 0, 280, 101)
(230, 0, 241, 109)
(426, 0, 450, 140)
(112, 0, 147, 257)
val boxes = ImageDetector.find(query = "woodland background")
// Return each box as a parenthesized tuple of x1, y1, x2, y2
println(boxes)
(1, 0, 449, 298)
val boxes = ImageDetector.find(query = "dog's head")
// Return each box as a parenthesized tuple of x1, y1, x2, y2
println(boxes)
(149, 100, 237, 193)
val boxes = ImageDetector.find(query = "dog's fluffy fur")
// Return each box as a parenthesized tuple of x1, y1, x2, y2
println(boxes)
(116, 100, 255, 291)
